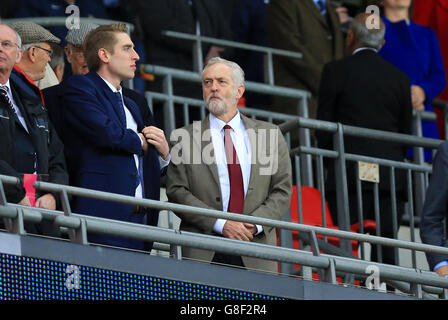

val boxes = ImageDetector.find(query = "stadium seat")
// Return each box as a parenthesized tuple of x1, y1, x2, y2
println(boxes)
(278, 186, 376, 281)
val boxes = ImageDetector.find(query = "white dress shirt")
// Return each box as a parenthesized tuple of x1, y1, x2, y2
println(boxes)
(209, 112, 262, 235)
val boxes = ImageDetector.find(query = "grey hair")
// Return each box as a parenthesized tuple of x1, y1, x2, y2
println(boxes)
(203, 57, 245, 87)
(14, 31, 22, 50)
(0, 24, 22, 50)
(349, 13, 386, 50)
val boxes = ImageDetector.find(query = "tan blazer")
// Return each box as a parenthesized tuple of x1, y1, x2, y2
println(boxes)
(166, 116, 292, 273)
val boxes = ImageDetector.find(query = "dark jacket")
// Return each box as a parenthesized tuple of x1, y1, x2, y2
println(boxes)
(62, 72, 162, 250)
(421, 141, 448, 270)
(0, 69, 68, 204)
(316, 49, 413, 193)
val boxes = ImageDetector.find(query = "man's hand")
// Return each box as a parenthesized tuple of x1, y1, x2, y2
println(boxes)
(18, 196, 31, 206)
(335, 6, 350, 25)
(411, 85, 426, 111)
(436, 265, 448, 277)
(222, 221, 255, 241)
(204, 46, 225, 65)
(35, 193, 56, 211)
(142, 126, 169, 160)
(138, 133, 149, 155)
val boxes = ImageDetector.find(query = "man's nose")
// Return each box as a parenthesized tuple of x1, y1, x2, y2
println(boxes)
(132, 48, 140, 61)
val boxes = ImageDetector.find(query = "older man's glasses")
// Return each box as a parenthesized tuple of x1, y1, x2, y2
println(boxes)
(0, 40, 19, 50)
(33, 45, 53, 58)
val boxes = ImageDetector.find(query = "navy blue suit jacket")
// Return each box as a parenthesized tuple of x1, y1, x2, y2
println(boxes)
(421, 141, 448, 270)
(62, 72, 161, 250)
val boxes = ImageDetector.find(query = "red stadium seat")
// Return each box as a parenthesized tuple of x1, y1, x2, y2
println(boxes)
(278, 186, 376, 282)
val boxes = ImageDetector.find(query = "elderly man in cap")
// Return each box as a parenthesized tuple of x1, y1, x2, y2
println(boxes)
(43, 23, 99, 140)
(0, 23, 68, 234)
(10, 21, 60, 85)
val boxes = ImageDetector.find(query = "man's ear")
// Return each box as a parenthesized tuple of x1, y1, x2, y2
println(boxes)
(25, 47, 37, 63)
(15, 49, 23, 64)
(98, 48, 109, 63)
(236, 84, 245, 100)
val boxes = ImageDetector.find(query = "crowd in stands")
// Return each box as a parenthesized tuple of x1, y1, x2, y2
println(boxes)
(0, 0, 448, 280)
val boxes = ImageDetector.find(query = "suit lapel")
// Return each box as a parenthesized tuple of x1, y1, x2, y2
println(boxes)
(87, 72, 126, 128)
(241, 116, 260, 200)
(198, 116, 220, 187)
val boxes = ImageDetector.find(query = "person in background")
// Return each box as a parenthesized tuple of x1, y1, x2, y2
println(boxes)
(266, 0, 345, 121)
(317, 13, 412, 267)
(376, 0, 446, 162)
(49, 44, 65, 83)
(0, 24, 68, 234)
(412, 0, 448, 139)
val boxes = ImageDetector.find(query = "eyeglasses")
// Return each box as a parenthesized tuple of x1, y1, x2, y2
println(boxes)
(33, 45, 53, 58)
(0, 40, 19, 50)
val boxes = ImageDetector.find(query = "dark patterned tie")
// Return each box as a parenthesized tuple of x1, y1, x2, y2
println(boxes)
(223, 124, 244, 214)
(115, 91, 145, 195)
(0, 85, 15, 113)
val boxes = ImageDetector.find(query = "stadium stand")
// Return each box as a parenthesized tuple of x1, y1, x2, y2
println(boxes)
(2, 5, 448, 300)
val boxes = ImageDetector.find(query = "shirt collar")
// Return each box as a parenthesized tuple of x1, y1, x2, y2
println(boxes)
(209, 111, 243, 133)
(353, 47, 378, 55)
(99, 74, 122, 95)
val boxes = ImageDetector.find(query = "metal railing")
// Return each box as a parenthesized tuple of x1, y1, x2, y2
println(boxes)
(1, 174, 448, 299)
(279, 116, 442, 282)
(162, 30, 302, 86)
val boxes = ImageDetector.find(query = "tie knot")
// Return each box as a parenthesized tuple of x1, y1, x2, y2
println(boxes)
(224, 124, 232, 131)
(0, 85, 8, 93)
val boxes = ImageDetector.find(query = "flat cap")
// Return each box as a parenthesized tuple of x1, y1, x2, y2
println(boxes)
(65, 22, 99, 46)
(10, 21, 60, 45)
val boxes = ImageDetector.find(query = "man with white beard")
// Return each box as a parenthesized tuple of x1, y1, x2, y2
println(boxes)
(166, 57, 292, 273)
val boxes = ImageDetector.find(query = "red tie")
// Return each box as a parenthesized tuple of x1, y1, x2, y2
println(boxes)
(223, 124, 244, 214)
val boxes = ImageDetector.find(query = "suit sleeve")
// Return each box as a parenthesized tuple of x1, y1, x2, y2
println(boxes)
(416, 29, 446, 109)
(247, 127, 292, 225)
(63, 75, 143, 155)
(420, 142, 448, 270)
(316, 63, 337, 149)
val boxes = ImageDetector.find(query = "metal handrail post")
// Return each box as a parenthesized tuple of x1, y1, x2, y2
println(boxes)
(298, 96, 314, 187)
(162, 74, 176, 133)
(333, 124, 352, 255)
(412, 111, 426, 220)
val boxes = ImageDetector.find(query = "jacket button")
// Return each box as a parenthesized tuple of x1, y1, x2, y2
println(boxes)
(216, 197, 221, 202)
(131, 173, 137, 178)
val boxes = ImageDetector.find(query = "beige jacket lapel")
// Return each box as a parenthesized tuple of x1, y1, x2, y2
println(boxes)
(196, 116, 220, 188)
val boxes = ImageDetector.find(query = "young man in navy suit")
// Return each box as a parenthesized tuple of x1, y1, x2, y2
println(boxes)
(62, 23, 169, 251)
